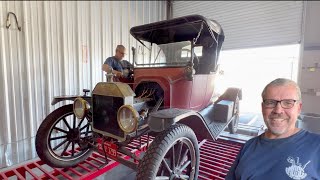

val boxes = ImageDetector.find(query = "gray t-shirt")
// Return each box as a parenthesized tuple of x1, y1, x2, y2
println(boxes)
(104, 56, 123, 72)
(225, 129, 320, 180)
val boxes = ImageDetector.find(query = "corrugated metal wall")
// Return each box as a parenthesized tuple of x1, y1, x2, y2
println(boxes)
(172, 1, 304, 50)
(0, 1, 166, 168)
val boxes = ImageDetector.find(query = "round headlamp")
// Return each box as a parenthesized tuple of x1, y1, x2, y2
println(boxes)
(73, 97, 89, 119)
(117, 105, 139, 133)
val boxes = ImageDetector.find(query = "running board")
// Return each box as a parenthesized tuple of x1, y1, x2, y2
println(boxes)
(148, 104, 235, 141)
(199, 104, 235, 140)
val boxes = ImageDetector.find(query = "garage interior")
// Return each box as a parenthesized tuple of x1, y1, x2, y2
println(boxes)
(1, 1, 320, 179)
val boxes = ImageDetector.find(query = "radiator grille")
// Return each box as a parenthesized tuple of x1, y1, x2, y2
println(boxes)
(92, 95, 124, 137)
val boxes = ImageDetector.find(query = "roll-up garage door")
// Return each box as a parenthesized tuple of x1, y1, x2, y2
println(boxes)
(172, 1, 304, 50)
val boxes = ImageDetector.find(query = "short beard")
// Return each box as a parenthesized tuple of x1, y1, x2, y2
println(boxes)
(268, 127, 288, 136)
(265, 116, 288, 136)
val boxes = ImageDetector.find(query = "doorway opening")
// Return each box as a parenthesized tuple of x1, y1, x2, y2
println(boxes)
(216, 44, 300, 114)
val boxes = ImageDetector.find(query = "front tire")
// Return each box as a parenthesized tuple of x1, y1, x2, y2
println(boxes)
(137, 124, 199, 180)
(35, 104, 93, 168)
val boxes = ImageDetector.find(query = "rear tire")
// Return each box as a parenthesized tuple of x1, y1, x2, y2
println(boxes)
(36, 104, 93, 168)
(137, 124, 199, 180)
(228, 96, 240, 134)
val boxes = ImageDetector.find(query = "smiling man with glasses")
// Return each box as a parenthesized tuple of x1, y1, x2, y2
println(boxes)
(261, 79, 302, 139)
(226, 78, 320, 180)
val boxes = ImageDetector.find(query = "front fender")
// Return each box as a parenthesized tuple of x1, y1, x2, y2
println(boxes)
(148, 108, 213, 141)
(148, 108, 199, 132)
(51, 95, 91, 105)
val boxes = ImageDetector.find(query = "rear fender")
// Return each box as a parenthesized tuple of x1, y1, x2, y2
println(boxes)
(216, 87, 242, 114)
(148, 108, 212, 141)
(219, 87, 242, 101)
(51, 95, 92, 105)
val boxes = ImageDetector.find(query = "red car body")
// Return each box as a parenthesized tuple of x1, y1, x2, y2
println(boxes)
(134, 67, 217, 111)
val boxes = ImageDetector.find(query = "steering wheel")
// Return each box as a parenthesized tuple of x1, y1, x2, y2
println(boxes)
(122, 68, 134, 80)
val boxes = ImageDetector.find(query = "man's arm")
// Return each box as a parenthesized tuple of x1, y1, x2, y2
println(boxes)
(225, 141, 250, 180)
(224, 154, 240, 180)
(102, 63, 123, 77)
(102, 63, 111, 72)
(102, 58, 123, 77)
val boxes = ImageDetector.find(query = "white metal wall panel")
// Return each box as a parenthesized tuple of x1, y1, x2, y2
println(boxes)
(0, 0, 166, 168)
(172, 1, 304, 50)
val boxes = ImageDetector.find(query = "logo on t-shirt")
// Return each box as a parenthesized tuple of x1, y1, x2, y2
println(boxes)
(285, 156, 311, 180)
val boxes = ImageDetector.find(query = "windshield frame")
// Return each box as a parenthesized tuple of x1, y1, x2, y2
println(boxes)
(134, 40, 193, 67)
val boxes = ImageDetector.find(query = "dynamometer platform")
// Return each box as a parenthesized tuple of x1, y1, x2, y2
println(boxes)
(0, 136, 244, 180)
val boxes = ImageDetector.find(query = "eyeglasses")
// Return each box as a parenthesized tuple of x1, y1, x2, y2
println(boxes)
(263, 99, 298, 109)
(117, 50, 126, 55)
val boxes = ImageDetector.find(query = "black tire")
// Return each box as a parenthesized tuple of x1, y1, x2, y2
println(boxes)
(137, 124, 199, 180)
(35, 104, 93, 168)
(228, 96, 240, 134)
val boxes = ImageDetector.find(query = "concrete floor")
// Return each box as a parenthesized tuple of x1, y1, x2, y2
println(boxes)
(96, 164, 136, 180)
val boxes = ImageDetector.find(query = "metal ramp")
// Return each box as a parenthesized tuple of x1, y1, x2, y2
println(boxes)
(0, 137, 243, 180)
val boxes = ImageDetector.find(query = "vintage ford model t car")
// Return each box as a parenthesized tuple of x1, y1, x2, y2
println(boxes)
(35, 14, 242, 179)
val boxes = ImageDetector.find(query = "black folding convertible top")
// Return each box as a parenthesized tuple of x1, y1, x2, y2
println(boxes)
(130, 14, 224, 45)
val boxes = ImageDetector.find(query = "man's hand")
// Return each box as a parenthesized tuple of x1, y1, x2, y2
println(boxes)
(102, 64, 113, 73)
(113, 70, 123, 77)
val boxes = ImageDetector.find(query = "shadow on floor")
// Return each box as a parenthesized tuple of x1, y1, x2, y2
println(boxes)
(96, 164, 136, 180)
